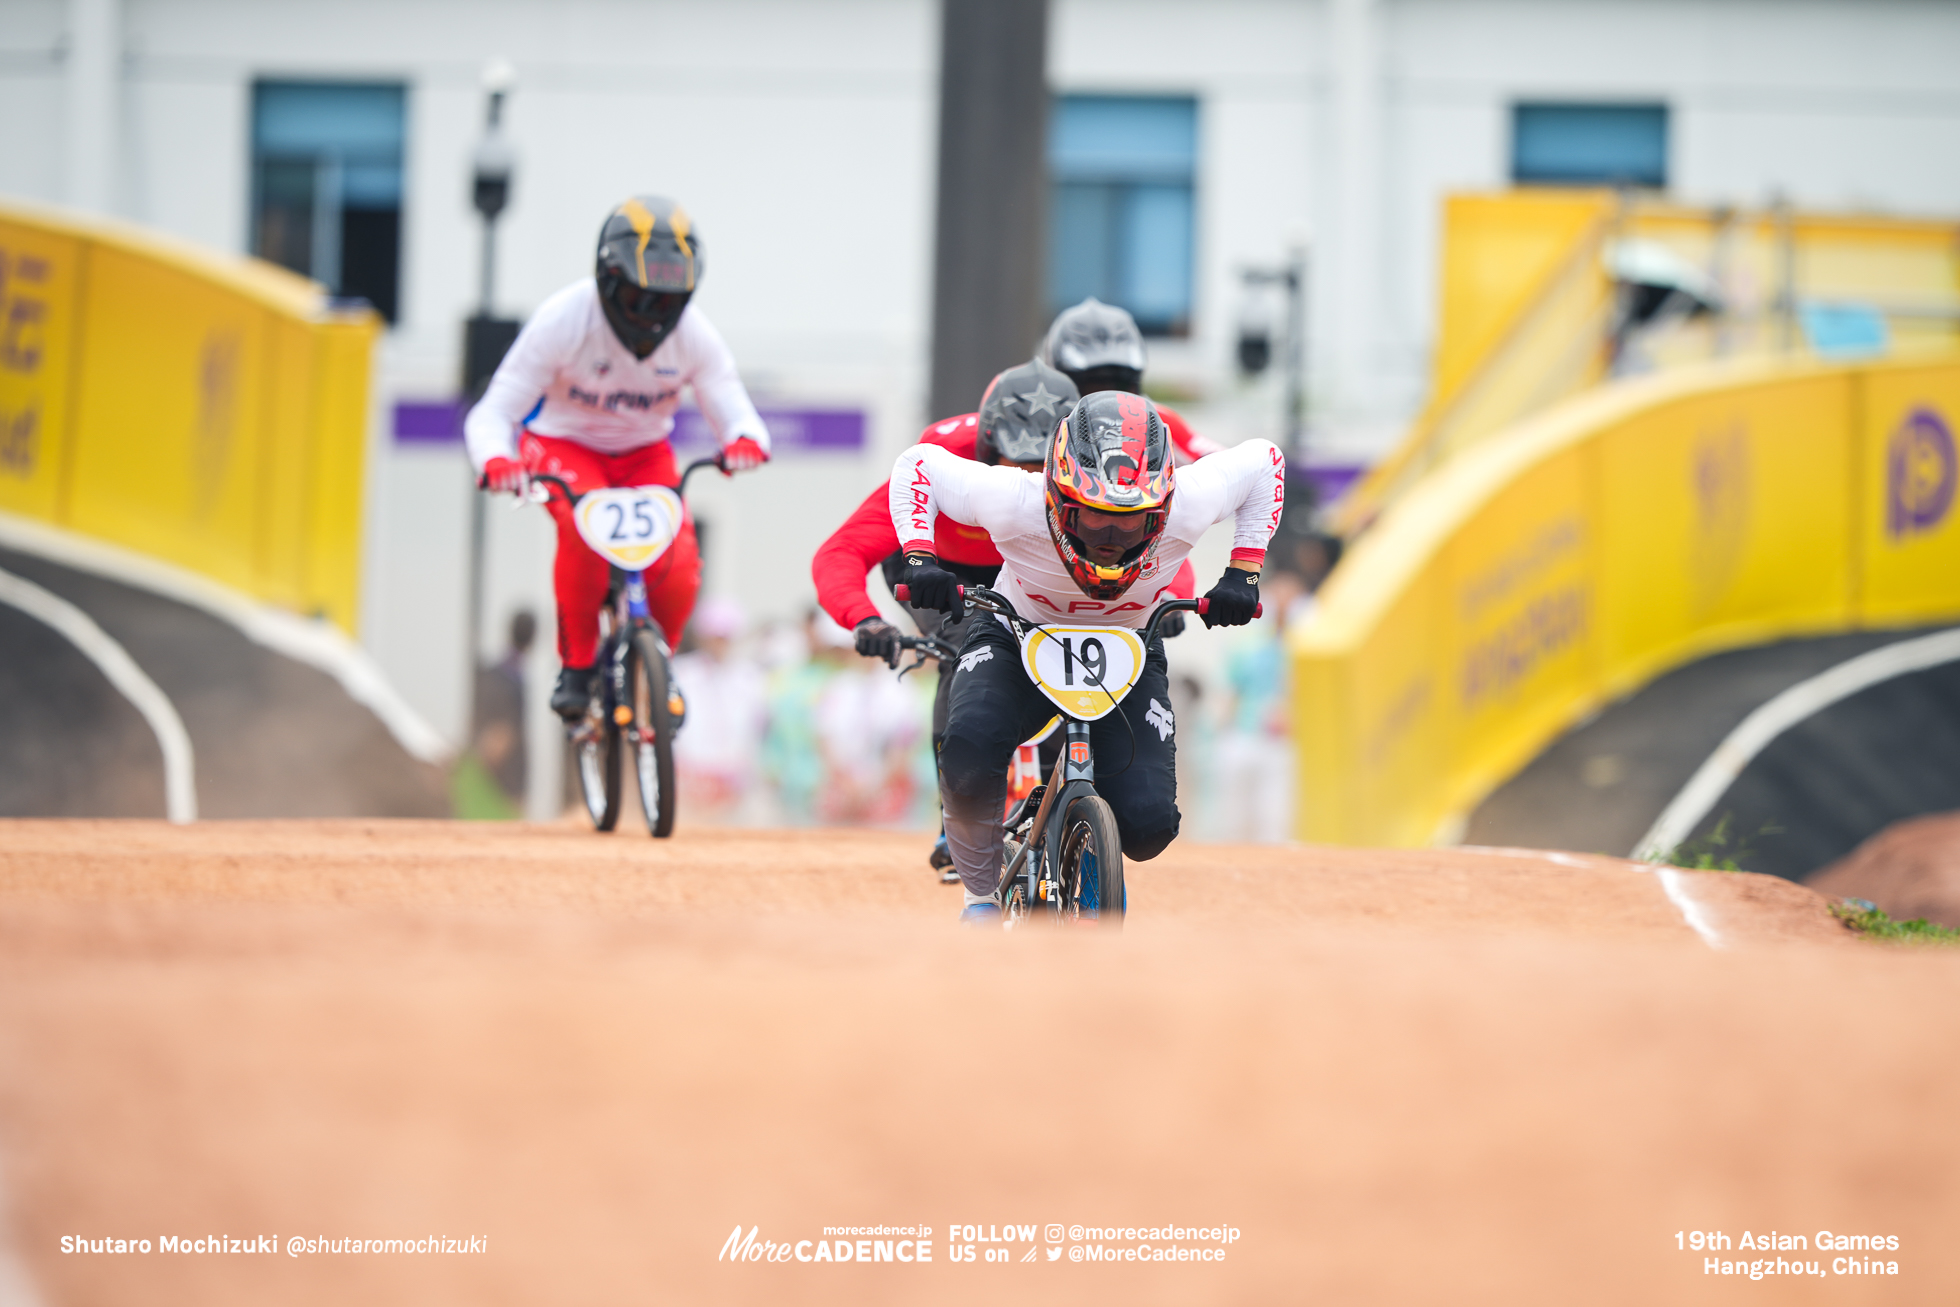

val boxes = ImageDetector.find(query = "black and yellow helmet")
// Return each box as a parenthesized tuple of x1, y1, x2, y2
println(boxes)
(595, 195, 701, 359)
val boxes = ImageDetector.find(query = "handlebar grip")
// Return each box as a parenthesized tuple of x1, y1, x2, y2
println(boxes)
(1191, 598, 1263, 617)
(894, 584, 909, 601)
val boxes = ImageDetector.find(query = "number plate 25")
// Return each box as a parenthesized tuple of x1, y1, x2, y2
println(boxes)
(573, 486, 686, 571)
(1019, 626, 1146, 721)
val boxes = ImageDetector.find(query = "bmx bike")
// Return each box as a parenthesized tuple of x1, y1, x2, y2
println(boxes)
(892, 583, 1253, 926)
(525, 456, 722, 837)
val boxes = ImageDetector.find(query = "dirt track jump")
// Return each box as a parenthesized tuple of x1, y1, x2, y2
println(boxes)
(3, 818, 1955, 1306)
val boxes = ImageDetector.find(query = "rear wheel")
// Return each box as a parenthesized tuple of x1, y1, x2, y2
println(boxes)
(1057, 795, 1125, 924)
(627, 628, 678, 838)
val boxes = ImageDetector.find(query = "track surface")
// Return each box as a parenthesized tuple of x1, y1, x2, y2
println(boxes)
(2, 820, 1954, 1305)
(1469, 627, 1960, 876)
(0, 546, 447, 818)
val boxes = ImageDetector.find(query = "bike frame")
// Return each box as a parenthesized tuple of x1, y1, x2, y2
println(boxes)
(528, 455, 723, 737)
(945, 585, 1211, 915)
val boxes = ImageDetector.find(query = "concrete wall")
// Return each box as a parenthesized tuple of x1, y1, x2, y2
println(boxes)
(5, 0, 1958, 772)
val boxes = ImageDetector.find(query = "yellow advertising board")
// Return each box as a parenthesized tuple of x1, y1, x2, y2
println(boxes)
(1297, 352, 1960, 848)
(66, 245, 273, 593)
(1594, 372, 1854, 691)
(0, 220, 84, 521)
(0, 197, 377, 632)
(1859, 365, 1960, 624)
(1438, 446, 1597, 820)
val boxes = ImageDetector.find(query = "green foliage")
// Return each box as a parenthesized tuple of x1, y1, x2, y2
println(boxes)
(1831, 899, 1960, 945)
(1654, 815, 1780, 872)
(451, 750, 519, 821)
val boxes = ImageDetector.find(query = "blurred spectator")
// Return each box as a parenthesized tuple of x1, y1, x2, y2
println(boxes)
(762, 608, 929, 826)
(1214, 570, 1308, 843)
(760, 611, 831, 823)
(671, 597, 767, 824)
(473, 608, 536, 802)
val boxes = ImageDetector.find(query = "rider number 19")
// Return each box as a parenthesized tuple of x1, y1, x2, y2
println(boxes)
(1059, 636, 1106, 687)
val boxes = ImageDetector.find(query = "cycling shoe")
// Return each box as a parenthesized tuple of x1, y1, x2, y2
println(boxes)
(930, 833, 958, 883)
(551, 665, 597, 720)
(958, 902, 1002, 926)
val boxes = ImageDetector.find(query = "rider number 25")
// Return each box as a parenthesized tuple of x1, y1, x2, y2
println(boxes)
(604, 499, 657, 542)
(1059, 636, 1106, 687)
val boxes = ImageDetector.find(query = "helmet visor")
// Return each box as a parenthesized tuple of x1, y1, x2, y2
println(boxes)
(608, 279, 690, 330)
(1065, 505, 1164, 560)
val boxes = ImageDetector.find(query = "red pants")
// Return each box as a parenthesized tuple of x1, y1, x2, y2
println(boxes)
(520, 433, 702, 668)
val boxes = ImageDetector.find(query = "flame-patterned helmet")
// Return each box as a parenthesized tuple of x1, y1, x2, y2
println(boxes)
(595, 195, 701, 359)
(1043, 391, 1175, 600)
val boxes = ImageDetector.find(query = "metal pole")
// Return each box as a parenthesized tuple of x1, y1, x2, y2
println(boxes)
(1286, 247, 1308, 461)
(927, 0, 1050, 422)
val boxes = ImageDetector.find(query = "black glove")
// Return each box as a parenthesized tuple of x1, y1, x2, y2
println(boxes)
(1158, 610, 1186, 639)
(854, 617, 901, 667)
(1201, 567, 1261, 628)
(901, 552, 964, 618)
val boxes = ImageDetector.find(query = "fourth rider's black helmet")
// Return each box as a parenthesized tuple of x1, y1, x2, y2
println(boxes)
(1041, 298, 1146, 396)
(596, 195, 701, 359)
(977, 359, 1078, 466)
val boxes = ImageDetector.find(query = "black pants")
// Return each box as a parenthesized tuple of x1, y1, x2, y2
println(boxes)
(937, 616, 1181, 896)
(880, 552, 998, 749)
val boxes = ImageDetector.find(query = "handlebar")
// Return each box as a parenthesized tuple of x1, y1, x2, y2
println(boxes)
(486, 454, 728, 504)
(892, 583, 1260, 643)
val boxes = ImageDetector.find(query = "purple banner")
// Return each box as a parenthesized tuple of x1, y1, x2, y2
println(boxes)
(669, 406, 865, 459)
(393, 400, 464, 444)
(1301, 462, 1364, 509)
(394, 399, 864, 456)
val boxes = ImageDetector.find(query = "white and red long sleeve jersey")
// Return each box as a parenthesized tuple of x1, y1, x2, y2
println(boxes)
(463, 278, 770, 471)
(888, 438, 1285, 628)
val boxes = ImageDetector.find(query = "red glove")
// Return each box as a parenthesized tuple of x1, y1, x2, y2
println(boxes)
(721, 436, 769, 473)
(480, 456, 524, 493)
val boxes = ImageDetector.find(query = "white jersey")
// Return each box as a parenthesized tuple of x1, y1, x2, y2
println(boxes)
(889, 438, 1285, 627)
(464, 278, 769, 471)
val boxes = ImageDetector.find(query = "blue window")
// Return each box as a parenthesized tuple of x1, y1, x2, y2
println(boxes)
(251, 82, 406, 321)
(1049, 95, 1197, 337)
(1512, 103, 1668, 189)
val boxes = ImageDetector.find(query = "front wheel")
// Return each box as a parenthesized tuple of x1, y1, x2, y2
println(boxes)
(1057, 795, 1125, 924)
(627, 628, 678, 838)
(572, 710, 622, 832)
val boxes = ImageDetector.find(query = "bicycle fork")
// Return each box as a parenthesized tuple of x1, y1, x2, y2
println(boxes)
(1002, 719, 1096, 913)
(601, 571, 680, 739)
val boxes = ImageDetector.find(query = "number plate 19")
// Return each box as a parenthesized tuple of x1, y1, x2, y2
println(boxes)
(573, 486, 686, 571)
(1019, 626, 1146, 721)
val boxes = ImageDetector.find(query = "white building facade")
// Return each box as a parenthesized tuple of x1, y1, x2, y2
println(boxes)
(4, 0, 1958, 797)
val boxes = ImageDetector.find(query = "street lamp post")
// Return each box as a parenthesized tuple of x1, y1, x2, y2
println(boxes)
(1236, 246, 1310, 463)
(464, 61, 522, 775)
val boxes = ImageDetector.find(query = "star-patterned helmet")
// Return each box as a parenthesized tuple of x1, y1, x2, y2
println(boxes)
(976, 359, 1078, 466)
(1044, 391, 1175, 600)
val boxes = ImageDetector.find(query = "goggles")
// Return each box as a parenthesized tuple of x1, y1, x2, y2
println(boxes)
(1062, 504, 1165, 553)
(605, 276, 689, 326)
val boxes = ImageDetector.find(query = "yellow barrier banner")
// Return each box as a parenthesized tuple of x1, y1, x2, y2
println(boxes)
(1298, 353, 1960, 848)
(1860, 365, 1960, 624)
(0, 198, 377, 632)
(0, 222, 83, 520)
